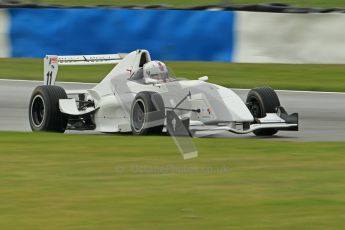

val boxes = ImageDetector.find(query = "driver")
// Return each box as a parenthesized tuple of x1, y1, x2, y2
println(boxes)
(143, 61, 169, 84)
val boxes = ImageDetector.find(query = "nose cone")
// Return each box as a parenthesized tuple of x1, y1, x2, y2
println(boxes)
(216, 86, 254, 122)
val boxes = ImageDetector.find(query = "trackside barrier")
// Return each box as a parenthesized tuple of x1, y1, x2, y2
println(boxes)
(0, 8, 345, 63)
(3, 8, 235, 62)
(234, 12, 345, 64)
(0, 2, 344, 13)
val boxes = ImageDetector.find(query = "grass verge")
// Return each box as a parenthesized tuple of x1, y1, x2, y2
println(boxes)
(1, 58, 345, 92)
(1, 132, 345, 229)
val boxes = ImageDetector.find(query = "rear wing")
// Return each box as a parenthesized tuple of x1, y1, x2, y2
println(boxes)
(44, 53, 127, 85)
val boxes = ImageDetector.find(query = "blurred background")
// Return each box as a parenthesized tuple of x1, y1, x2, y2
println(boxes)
(0, 0, 345, 64)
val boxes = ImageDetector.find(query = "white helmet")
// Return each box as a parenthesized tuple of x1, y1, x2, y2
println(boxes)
(143, 61, 168, 83)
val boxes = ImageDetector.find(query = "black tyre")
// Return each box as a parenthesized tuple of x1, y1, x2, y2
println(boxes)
(29, 85, 68, 132)
(130, 91, 165, 135)
(246, 87, 280, 136)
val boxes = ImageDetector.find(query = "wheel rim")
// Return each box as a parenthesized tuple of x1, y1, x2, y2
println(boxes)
(248, 97, 262, 118)
(31, 95, 45, 127)
(132, 99, 146, 132)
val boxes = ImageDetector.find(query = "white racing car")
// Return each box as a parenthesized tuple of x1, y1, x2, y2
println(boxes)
(29, 49, 298, 137)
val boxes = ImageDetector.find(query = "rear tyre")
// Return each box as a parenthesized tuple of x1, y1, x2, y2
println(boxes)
(130, 91, 165, 135)
(246, 87, 280, 136)
(29, 85, 68, 132)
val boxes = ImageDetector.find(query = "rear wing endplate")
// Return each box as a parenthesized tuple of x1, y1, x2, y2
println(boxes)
(44, 53, 126, 85)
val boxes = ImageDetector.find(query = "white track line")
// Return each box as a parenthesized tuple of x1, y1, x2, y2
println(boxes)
(1, 79, 345, 95)
(0, 79, 94, 85)
(234, 88, 345, 95)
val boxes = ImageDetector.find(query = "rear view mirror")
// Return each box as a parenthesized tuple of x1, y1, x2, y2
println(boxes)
(198, 76, 208, 82)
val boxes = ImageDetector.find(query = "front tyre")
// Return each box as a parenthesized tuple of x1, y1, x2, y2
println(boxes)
(130, 91, 165, 135)
(246, 87, 280, 136)
(29, 85, 68, 132)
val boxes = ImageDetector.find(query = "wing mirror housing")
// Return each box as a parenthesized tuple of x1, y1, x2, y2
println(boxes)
(145, 78, 159, 84)
(198, 76, 208, 82)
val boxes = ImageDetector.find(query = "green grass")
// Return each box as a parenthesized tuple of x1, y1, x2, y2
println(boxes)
(1, 58, 345, 92)
(23, 0, 345, 8)
(1, 132, 345, 229)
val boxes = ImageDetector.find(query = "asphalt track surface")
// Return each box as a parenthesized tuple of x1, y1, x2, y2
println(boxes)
(1, 79, 345, 141)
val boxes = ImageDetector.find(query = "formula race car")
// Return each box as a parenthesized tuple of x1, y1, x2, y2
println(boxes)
(29, 49, 298, 137)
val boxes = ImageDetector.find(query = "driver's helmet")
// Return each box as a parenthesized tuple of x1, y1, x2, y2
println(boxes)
(143, 61, 168, 83)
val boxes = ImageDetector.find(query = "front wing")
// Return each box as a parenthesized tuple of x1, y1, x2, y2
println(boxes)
(188, 106, 298, 134)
